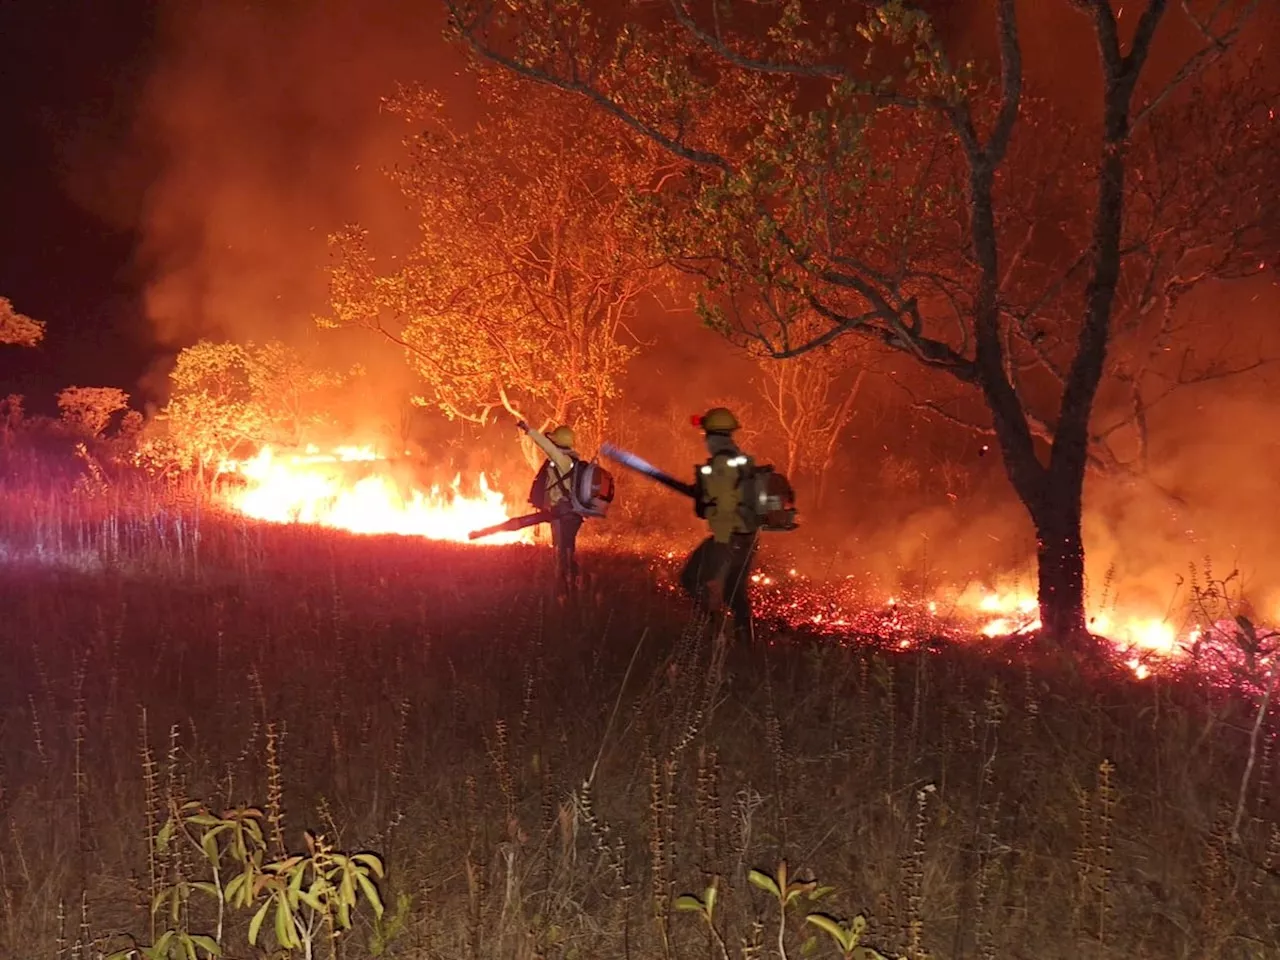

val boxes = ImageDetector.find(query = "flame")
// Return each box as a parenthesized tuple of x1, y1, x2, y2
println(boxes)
(216, 444, 533, 544)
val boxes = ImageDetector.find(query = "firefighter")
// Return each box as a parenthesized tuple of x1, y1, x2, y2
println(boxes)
(680, 407, 758, 644)
(517, 420, 584, 594)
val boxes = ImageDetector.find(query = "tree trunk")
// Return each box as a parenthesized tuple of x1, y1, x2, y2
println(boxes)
(1032, 479, 1088, 643)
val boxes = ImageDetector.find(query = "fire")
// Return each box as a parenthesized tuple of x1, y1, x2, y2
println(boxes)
(966, 588, 1184, 656)
(216, 445, 533, 545)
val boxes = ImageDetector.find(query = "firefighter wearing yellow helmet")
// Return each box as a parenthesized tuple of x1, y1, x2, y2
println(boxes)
(680, 407, 758, 644)
(518, 420, 585, 594)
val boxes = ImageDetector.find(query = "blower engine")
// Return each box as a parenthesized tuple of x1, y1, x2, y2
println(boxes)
(741, 465, 798, 532)
(569, 460, 616, 518)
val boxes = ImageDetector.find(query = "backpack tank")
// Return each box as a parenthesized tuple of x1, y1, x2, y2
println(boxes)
(742, 465, 798, 531)
(530, 459, 616, 518)
(571, 461, 616, 517)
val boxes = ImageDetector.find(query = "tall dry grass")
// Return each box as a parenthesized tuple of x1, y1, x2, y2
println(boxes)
(0, 464, 1277, 959)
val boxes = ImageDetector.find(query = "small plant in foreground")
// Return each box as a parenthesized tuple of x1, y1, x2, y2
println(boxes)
(675, 877, 731, 960)
(805, 914, 889, 960)
(749, 861, 818, 960)
(237, 828, 386, 959)
(672, 862, 898, 960)
(106, 800, 386, 960)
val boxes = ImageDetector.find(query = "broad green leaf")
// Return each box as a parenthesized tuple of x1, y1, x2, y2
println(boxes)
(200, 830, 220, 864)
(674, 894, 705, 913)
(189, 934, 221, 956)
(806, 912, 849, 948)
(287, 862, 307, 903)
(340, 869, 357, 907)
(748, 869, 781, 899)
(150, 888, 172, 918)
(356, 870, 386, 917)
(353, 852, 386, 878)
(248, 900, 270, 946)
(274, 897, 298, 949)
(850, 915, 867, 941)
(191, 881, 219, 901)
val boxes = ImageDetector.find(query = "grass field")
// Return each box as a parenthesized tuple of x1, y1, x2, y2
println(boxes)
(0, 481, 1278, 960)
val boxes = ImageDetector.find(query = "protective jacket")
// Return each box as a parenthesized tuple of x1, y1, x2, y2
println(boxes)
(527, 426, 578, 510)
(696, 443, 753, 544)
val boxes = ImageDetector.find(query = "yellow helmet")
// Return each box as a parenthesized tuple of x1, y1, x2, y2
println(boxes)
(698, 407, 740, 434)
(548, 425, 575, 448)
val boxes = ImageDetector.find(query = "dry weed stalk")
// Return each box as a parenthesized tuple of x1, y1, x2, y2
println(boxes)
(881, 658, 898, 794)
(55, 897, 66, 960)
(72, 888, 89, 960)
(387, 695, 411, 842)
(1198, 804, 1232, 944)
(649, 753, 675, 960)
(265, 720, 286, 857)
(1256, 822, 1280, 890)
(695, 746, 723, 881)
(905, 784, 935, 960)
(139, 708, 160, 944)
(740, 916, 765, 960)
(1232, 629, 1278, 842)
(762, 664, 788, 849)
(971, 681, 1004, 960)
(72, 660, 89, 875)
(1095, 759, 1116, 948)
(485, 719, 516, 827)
(28, 694, 49, 773)
(1072, 777, 1093, 941)
(732, 787, 764, 883)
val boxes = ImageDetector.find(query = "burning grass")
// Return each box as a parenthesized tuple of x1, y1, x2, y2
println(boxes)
(0, 481, 1278, 960)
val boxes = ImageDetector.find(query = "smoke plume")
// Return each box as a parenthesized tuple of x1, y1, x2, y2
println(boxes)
(123, 1, 472, 405)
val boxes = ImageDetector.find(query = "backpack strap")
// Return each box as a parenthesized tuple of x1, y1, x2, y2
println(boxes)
(547, 454, 581, 512)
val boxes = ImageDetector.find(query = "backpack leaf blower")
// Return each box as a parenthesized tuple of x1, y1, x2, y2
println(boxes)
(468, 510, 553, 541)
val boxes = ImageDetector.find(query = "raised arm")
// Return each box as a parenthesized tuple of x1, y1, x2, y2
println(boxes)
(518, 420, 574, 473)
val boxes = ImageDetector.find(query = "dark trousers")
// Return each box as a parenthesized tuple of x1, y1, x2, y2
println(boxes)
(550, 510, 583, 589)
(680, 533, 756, 633)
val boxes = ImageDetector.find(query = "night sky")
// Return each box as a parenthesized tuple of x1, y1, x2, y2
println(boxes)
(0, 0, 158, 408)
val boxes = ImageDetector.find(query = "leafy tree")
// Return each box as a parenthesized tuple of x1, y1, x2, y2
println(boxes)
(447, 0, 1277, 644)
(0, 296, 44, 347)
(323, 74, 665, 456)
(57, 386, 130, 439)
(153, 340, 344, 476)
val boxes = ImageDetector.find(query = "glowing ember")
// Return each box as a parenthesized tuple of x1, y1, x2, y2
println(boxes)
(648, 554, 1277, 682)
(217, 445, 533, 545)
